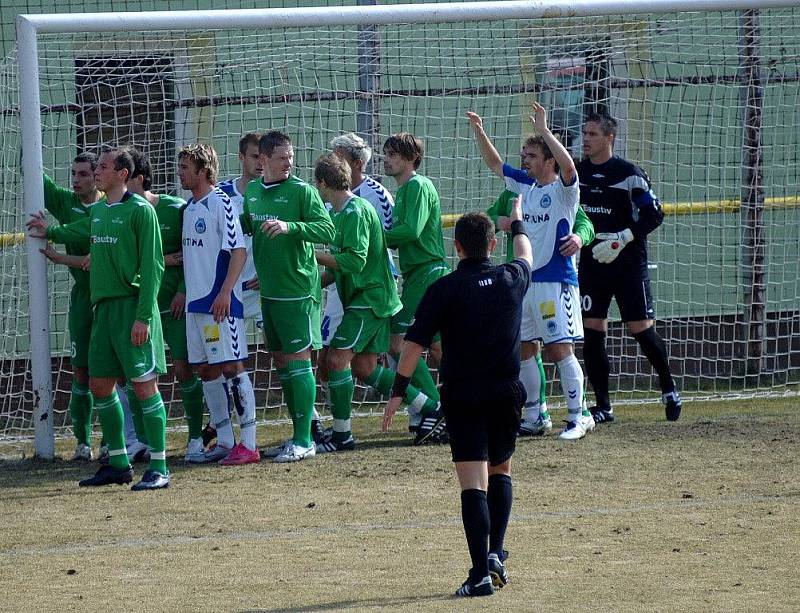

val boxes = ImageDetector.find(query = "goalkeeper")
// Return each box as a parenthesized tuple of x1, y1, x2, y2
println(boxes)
(578, 112, 681, 423)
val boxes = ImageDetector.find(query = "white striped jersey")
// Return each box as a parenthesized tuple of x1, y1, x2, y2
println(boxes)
(217, 177, 259, 291)
(182, 186, 246, 317)
(353, 175, 397, 276)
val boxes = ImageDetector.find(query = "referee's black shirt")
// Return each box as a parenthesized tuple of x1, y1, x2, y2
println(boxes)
(405, 257, 531, 386)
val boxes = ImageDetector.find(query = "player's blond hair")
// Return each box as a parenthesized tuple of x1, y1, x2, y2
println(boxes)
(314, 153, 351, 191)
(179, 143, 219, 183)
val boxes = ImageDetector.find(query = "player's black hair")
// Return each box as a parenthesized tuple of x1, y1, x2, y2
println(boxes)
(314, 153, 351, 191)
(73, 152, 98, 171)
(454, 212, 495, 260)
(239, 132, 262, 156)
(259, 131, 292, 157)
(127, 147, 152, 191)
(383, 133, 424, 169)
(584, 111, 618, 137)
(100, 145, 135, 182)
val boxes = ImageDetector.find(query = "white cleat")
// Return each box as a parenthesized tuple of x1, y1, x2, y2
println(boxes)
(184, 437, 207, 463)
(202, 443, 232, 463)
(262, 438, 292, 459)
(71, 443, 93, 461)
(558, 415, 595, 441)
(518, 415, 553, 436)
(273, 442, 316, 463)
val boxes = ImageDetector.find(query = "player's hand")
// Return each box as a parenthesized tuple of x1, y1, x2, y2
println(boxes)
(244, 277, 259, 291)
(170, 291, 186, 319)
(131, 320, 150, 347)
(39, 242, 63, 265)
(25, 211, 48, 239)
(81, 255, 91, 271)
(496, 216, 512, 232)
(164, 251, 183, 266)
(261, 219, 289, 238)
(529, 102, 548, 134)
(592, 229, 634, 264)
(465, 111, 484, 131)
(211, 289, 232, 323)
(510, 195, 523, 222)
(382, 396, 403, 431)
(559, 233, 583, 257)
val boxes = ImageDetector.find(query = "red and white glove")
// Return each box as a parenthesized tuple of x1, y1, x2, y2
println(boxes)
(592, 229, 634, 264)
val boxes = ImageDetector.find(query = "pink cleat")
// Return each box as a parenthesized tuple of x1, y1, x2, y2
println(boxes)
(218, 442, 260, 466)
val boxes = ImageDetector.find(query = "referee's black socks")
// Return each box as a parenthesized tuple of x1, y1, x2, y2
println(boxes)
(633, 327, 676, 394)
(583, 328, 612, 409)
(487, 474, 512, 557)
(461, 489, 490, 580)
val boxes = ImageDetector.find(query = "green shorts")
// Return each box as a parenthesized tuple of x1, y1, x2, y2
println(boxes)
(89, 296, 167, 380)
(391, 261, 450, 335)
(330, 308, 391, 354)
(261, 297, 321, 354)
(68, 283, 93, 369)
(161, 310, 188, 362)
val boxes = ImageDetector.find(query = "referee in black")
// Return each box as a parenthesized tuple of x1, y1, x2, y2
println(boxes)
(382, 197, 533, 598)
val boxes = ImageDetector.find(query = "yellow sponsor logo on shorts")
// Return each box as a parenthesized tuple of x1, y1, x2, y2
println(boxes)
(203, 324, 220, 343)
(539, 300, 556, 320)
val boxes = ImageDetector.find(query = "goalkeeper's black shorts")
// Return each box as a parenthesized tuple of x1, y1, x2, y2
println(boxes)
(579, 259, 655, 322)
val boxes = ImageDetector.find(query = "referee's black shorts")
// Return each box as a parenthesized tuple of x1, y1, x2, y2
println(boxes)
(440, 379, 526, 466)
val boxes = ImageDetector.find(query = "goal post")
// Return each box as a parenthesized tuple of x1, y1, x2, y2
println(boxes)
(9, 0, 800, 459)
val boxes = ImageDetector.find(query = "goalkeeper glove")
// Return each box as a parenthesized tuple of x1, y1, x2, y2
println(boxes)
(592, 228, 634, 264)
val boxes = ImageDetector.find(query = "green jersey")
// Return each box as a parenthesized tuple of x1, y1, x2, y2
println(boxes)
(47, 192, 164, 325)
(153, 194, 186, 311)
(241, 175, 335, 301)
(487, 189, 596, 263)
(330, 196, 402, 319)
(42, 173, 105, 288)
(384, 174, 446, 275)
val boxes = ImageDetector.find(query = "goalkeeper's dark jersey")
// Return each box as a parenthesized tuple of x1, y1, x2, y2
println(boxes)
(577, 156, 663, 270)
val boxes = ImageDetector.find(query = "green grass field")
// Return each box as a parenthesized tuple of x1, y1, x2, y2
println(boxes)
(1, 397, 798, 612)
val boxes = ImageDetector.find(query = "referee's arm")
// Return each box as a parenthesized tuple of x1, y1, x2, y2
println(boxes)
(509, 195, 533, 268)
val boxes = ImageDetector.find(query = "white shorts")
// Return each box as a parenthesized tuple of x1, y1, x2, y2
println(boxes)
(521, 282, 583, 345)
(242, 288, 263, 325)
(321, 285, 344, 347)
(187, 312, 248, 365)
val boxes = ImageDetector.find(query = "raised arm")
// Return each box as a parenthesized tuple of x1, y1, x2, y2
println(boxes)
(529, 102, 576, 186)
(466, 111, 504, 178)
(510, 195, 532, 268)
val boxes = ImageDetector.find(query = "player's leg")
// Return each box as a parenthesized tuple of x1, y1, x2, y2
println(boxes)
(321, 345, 356, 453)
(315, 285, 345, 442)
(218, 359, 259, 466)
(67, 284, 94, 460)
(518, 287, 551, 436)
(620, 273, 682, 420)
(580, 273, 615, 423)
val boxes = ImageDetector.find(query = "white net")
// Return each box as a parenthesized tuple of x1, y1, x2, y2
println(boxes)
(2, 5, 800, 445)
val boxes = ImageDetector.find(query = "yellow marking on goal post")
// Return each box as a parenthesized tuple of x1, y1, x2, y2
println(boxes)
(440, 195, 800, 228)
(0, 232, 25, 248)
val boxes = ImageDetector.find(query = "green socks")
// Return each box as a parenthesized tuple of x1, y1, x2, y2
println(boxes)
(277, 366, 296, 426)
(140, 392, 168, 475)
(94, 391, 129, 470)
(328, 368, 354, 442)
(180, 375, 205, 440)
(364, 366, 438, 414)
(535, 353, 550, 419)
(125, 383, 148, 446)
(69, 380, 93, 446)
(286, 360, 315, 447)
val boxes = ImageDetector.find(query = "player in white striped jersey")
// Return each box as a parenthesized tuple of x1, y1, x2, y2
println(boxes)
(217, 132, 263, 325)
(468, 103, 595, 441)
(179, 143, 260, 466)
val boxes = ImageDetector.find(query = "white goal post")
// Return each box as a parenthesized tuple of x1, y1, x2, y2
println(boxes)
(11, 0, 800, 458)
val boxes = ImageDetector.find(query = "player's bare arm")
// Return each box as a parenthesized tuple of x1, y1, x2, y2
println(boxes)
(314, 249, 337, 270)
(510, 195, 533, 266)
(131, 320, 150, 347)
(170, 291, 186, 319)
(529, 102, 577, 185)
(466, 111, 504, 177)
(559, 233, 583, 257)
(210, 247, 247, 322)
(163, 251, 183, 266)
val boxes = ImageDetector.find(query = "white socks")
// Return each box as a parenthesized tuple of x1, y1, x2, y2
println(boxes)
(203, 375, 235, 449)
(229, 371, 257, 451)
(519, 356, 541, 422)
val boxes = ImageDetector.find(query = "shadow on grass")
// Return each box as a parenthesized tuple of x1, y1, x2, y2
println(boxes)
(242, 592, 453, 612)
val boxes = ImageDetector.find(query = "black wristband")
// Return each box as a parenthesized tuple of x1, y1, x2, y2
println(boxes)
(391, 373, 411, 398)
(510, 220, 526, 237)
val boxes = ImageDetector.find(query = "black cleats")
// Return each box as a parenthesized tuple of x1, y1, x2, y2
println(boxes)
(589, 405, 615, 424)
(413, 408, 447, 445)
(78, 464, 133, 487)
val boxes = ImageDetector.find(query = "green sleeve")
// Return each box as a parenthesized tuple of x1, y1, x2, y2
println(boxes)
(573, 206, 595, 246)
(239, 207, 253, 235)
(46, 215, 91, 244)
(134, 205, 164, 325)
(384, 180, 430, 247)
(43, 174, 75, 223)
(485, 190, 515, 227)
(286, 186, 336, 244)
(333, 208, 369, 275)
(177, 276, 186, 294)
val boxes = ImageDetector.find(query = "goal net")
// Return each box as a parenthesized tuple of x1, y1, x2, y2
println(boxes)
(2, 1, 799, 454)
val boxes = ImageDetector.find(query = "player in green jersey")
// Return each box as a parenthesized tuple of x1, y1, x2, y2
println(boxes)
(383, 133, 449, 440)
(28, 147, 170, 490)
(312, 154, 442, 451)
(126, 148, 206, 461)
(39, 153, 103, 460)
(486, 157, 595, 436)
(241, 131, 335, 463)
